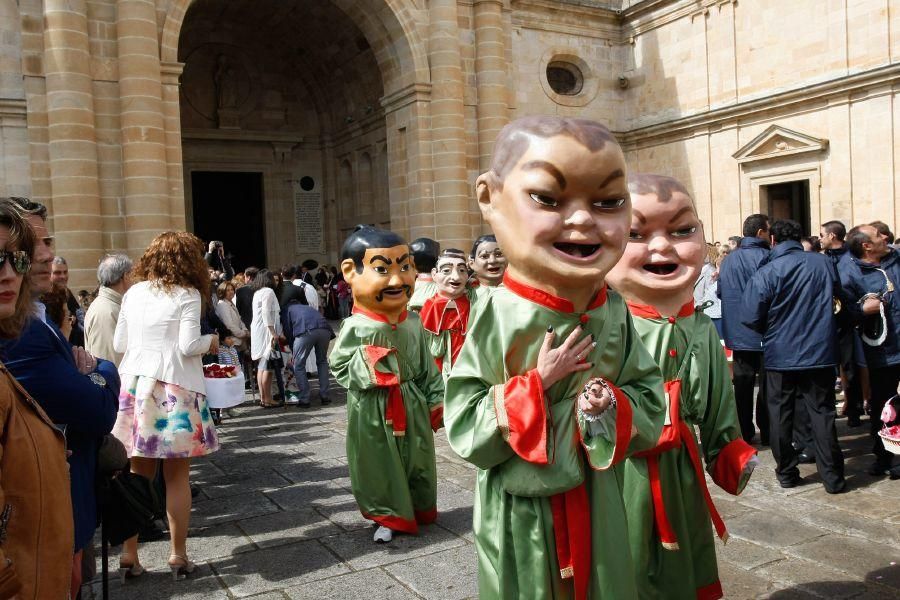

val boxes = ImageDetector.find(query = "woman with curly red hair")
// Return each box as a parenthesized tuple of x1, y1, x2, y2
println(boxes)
(112, 231, 220, 581)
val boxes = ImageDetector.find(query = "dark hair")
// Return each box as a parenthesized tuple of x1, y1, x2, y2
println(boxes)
(801, 236, 822, 252)
(7, 197, 48, 220)
(821, 220, 846, 241)
(0, 198, 35, 339)
(771, 219, 802, 243)
(340, 226, 407, 273)
(870, 221, 895, 244)
(728, 235, 742, 244)
(742, 214, 769, 238)
(471, 234, 498, 258)
(282, 264, 298, 279)
(846, 225, 874, 259)
(409, 238, 440, 272)
(40, 287, 68, 328)
(302, 259, 319, 271)
(627, 173, 693, 204)
(489, 116, 618, 185)
(243, 266, 259, 280)
(250, 268, 277, 291)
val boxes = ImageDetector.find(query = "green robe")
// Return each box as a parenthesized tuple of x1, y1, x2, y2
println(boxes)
(622, 304, 757, 600)
(330, 310, 444, 533)
(408, 278, 437, 312)
(420, 288, 478, 381)
(444, 280, 667, 599)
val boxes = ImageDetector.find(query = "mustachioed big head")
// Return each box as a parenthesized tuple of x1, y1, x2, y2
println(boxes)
(432, 249, 469, 300)
(340, 225, 415, 322)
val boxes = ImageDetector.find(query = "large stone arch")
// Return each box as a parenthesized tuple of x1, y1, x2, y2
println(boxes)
(159, 0, 429, 95)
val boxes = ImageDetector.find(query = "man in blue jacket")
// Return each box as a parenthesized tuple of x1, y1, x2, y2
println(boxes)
(741, 219, 847, 493)
(719, 213, 771, 444)
(840, 223, 900, 477)
(0, 198, 120, 591)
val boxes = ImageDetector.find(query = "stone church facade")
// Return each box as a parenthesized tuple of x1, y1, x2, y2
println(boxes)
(0, 0, 897, 287)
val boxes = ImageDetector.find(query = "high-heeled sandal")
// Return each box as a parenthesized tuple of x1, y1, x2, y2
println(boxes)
(168, 554, 197, 581)
(118, 557, 145, 583)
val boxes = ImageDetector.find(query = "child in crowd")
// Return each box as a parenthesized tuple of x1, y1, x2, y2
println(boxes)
(329, 226, 444, 543)
(419, 248, 475, 380)
(606, 174, 757, 600)
(445, 116, 666, 598)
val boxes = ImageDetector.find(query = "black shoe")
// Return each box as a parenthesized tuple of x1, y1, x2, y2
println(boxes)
(797, 452, 815, 464)
(779, 477, 802, 489)
(889, 466, 900, 480)
(759, 437, 770, 447)
(298, 398, 311, 408)
(191, 485, 200, 498)
(825, 480, 847, 494)
(847, 416, 862, 427)
(320, 397, 331, 405)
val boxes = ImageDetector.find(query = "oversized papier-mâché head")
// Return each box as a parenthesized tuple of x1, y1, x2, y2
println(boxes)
(340, 225, 415, 323)
(432, 249, 469, 300)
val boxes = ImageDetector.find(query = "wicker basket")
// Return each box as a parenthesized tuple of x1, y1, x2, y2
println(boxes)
(878, 430, 900, 456)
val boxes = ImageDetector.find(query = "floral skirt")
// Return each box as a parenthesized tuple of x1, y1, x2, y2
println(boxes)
(112, 375, 219, 459)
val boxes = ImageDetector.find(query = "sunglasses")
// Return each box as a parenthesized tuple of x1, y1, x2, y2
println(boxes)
(0, 250, 31, 275)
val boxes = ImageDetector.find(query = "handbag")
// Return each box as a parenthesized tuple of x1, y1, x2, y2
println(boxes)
(97, 466, 165, 546)
(266, 344, 285, 371)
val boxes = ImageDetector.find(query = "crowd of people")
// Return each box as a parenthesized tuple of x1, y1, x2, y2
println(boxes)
(0, 115, 897, 600)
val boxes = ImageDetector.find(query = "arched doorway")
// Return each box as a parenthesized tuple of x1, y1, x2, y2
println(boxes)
(174, 0, 418, 268)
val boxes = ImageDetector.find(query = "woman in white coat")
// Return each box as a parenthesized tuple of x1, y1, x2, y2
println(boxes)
(250, 269, 286, 407)
(112, 231, 220, 581)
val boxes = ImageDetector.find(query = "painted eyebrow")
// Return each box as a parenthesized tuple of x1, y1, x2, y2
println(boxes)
(597, 169, 625, 189)
(633, 209, 647, 225)
(370, 255, 392, 265)
(396, 253, 410, 264)
(669, 206, 696, 223)
(521, 160, 566, 189)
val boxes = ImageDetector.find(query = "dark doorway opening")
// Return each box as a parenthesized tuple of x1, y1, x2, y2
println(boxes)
(762, 180, 811, 235)
(191, 171, 266, 273)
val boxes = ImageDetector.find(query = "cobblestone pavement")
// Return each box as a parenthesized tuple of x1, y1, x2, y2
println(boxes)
(94, 381, 900, 600)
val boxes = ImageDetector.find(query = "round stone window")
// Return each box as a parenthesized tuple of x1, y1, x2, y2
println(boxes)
(546, 61, 583, 96)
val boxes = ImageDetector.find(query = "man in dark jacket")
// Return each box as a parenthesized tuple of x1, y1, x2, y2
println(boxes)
(741, 219, 847, 493)
(719, 213, 771, 444)
(278, 265, 309, 309)
(236, 266, 258, 331)
(821, 220, 866, 427)
(840, 224, 900, 477)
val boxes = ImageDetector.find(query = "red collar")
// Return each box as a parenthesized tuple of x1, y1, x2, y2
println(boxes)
(351, 305, 409, 325)
(503, 273, 607, 313)
(626, 300, 695, 320)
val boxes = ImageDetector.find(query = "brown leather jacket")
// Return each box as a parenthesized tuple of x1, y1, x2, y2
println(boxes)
(0, 363, 73, 599)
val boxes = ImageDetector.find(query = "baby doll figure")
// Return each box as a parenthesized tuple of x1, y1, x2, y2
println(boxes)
(606, 174, 757, 600)
(329, 226, 444, 544)
(419, 248, 475, 379)
(444, 116, 666, 599)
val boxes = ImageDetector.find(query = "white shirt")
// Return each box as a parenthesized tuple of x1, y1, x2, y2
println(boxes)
(292, 279, 320, 310)
(250, 287, 282, 360)
(114, 281, 215, 394)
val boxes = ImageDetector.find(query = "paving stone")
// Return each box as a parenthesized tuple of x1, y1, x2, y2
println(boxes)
(314, 500, 373, 532)
(274, 458, 351, 487)
(298, 437, 349, 460)
(199, 470, 292, 500)
(726, 511, 827, 549)
(384, 545, 478, 600)
(714, 560, 780, 599)
(283, 568, 419, 599)
(320, 524, 467, 570)
(106, 521, 255, 570)
(264, 480, 354, 510)
(785, 534, 900, 590)
(210, 541, 349, 598)
(237, 508, 343, 547)
(717, 537, 783, 570)
(97, 563, 228, 599)
(191, 491, 281, 527)
(755, 557, 869, 599)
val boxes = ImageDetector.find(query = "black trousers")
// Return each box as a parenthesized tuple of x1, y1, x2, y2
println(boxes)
(733, 350, 769, 444)
(767, 368, 845, 490)
(839, 330, 865, 422)
(867, 364, 900, 469)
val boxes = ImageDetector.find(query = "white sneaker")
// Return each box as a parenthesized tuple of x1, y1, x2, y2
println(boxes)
(373, 526, 393, 543)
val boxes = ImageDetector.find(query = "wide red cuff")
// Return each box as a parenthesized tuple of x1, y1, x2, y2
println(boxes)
(494, 369, 549, 464)
(364, 345, 399, 387)
(430, 404, 444, 432)
(710, 438, 758, 495)
(608, 382, 634, 467)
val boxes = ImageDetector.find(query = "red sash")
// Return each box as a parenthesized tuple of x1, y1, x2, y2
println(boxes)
(550, 483, 591, 600)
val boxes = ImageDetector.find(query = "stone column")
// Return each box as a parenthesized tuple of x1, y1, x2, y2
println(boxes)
(474, 0, 508, 173)
(43, 0, 104, 287)
(161, 61, 186, 230)
(117, 0, 170, 255)
(428, 0, 469, 248)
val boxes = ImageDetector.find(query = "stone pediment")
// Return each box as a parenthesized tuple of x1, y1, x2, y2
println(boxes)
(732, 125, 829, 164)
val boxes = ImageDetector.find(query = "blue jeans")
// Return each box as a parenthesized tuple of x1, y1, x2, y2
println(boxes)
(292, 328, 331, 402)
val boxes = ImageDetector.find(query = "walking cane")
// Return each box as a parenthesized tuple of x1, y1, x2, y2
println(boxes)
(101, 519, 109, 600)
